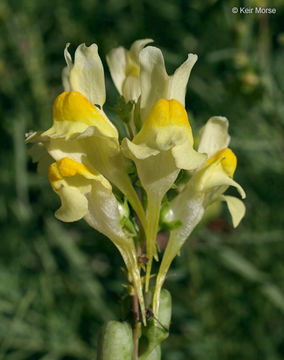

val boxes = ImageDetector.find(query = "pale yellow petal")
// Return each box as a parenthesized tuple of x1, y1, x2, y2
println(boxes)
(84, 181, 125, 240)
(172, 141, 207, 171)
(64, 42, 73, 69)
(198, 116, 231, 157)
(140, 47, 198, 122)
(62, 43, 72, 90)
(54, 185, 89, 222)
(62, 66, 71, 92)
(140, 46, 169, 122)
(106, 46, 127, 94)
(122, 74, 141, 102)
(220, 195, 246, 227)
(168, 53, 198, 106)
(69, 43, 106, 106)
(122, 138, 159, 160)
(129, 38, 154, 63)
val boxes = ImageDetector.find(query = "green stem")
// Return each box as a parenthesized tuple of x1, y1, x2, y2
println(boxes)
(132, 290, 139, 360)
(112, 236, 146, 324)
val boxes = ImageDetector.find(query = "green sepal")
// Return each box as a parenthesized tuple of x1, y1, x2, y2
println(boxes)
(97, 320, 133, 360)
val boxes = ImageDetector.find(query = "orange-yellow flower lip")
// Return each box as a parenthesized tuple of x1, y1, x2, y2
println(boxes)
(53, 91, 102, 125)
(134, 98, 194, 145)
(50, 91, 117, 138)
(146, 99, 190, 127)
(206, 148, 237, 178)
(48, 157, 91, 184)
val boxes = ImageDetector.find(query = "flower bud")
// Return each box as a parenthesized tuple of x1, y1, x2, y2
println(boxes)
(97, 321, 133, 360)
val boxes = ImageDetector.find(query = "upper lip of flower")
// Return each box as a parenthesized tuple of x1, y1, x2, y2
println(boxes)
(63, 42, 106, 107)
(139, 45, 198, 123)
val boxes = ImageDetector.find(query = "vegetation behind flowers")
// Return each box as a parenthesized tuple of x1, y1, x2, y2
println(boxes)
(0, 0, 283, 359)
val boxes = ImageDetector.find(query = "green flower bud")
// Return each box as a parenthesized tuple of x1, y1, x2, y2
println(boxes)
(159, 201, 182, 231)
(97, 321, 133, 360)
(139, 289, 172, 360)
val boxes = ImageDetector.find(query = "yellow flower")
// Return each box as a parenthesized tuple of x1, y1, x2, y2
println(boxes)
(106, 39, 153, 102)
(122, 98, 206, 290)
(48, 157, 146, 323)
(153, 116, 246, 316)
(26, 91, 146, 229)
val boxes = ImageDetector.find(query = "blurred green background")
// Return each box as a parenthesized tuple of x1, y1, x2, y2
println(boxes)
(0, 0, 284, 359)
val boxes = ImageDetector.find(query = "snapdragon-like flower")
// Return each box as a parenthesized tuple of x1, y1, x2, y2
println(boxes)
(26, 91, 145, 226)
(48, 157, 146, 322)
(153, 116, 246, 315)
(122, 98, 206, 290)
(106, 39, 153, 102)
